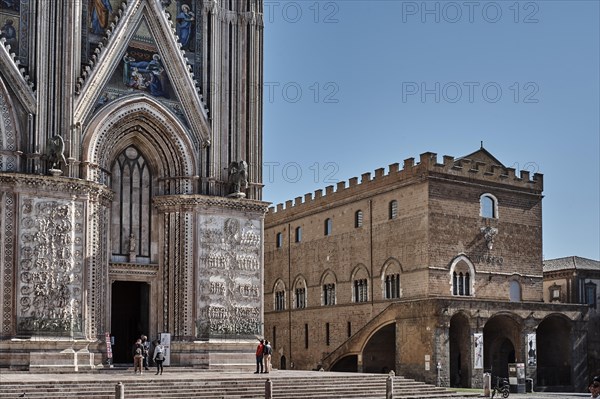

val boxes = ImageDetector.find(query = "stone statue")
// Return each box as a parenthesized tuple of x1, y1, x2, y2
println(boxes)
(128, 233, 137, 262)
(47, 135, 67, 170)
(128, 233, 136, 252)
(227, 160, 248, 198)
(480, 226, 498, 250)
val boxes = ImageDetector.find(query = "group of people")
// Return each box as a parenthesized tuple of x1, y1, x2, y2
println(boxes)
(132, 334, 166, 375)
(254, 339, 273, 374)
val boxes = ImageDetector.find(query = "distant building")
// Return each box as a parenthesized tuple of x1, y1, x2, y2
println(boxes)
(264, 147, 589, 391)
(543, 256, 600, 379)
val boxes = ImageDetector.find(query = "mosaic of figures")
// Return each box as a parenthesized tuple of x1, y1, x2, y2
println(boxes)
(0, 12, 17, 49)
(197, 216, 262, 338)
(85, 1, 195, 50)
(0, 0, 27, 65)
(17, 198, 84, 335)
(84, 0, 196, 96)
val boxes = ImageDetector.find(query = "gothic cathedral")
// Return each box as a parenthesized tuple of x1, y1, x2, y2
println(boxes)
(0, 0, 267, 370)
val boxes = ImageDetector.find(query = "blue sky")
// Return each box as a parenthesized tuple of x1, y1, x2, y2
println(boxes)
(261, 0, 600, 261)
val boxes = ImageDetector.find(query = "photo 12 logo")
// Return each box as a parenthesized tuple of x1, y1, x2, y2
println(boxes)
(263, 161, 340, 184)
(264, 1, 340, 24)
(401, 1, 540, 24)
(401, 81, 540, 104)
(264, 81, 340, 104)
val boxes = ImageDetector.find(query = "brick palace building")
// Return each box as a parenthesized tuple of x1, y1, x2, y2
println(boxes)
(264, 147, 591, 391)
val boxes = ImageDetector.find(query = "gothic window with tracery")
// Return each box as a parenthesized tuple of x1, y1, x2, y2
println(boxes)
(323, 283, 336, 306)
(354, 279, 368, 302)
(111, 146, 152, 260)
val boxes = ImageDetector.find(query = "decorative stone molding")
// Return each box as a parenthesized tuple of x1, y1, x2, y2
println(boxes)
(153, 195, 269, 214)
(0, 173, 114, 205)
(109, 262, 159, 278)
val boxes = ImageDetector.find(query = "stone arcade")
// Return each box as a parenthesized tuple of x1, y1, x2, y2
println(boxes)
(0, 0, 267, 370)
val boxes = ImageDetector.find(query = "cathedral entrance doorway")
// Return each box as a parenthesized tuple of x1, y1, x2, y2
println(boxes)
(110, 281, 150, 364)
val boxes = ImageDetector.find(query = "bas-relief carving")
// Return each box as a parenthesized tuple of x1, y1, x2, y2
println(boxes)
(17, 198, 84, 335)
(196, 215, 262, 338)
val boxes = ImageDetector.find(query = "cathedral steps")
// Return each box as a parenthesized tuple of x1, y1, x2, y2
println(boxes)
(0, 372, 479, 399)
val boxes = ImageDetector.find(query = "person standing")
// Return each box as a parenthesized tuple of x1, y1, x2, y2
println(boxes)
(263, 340, 272, 373)
(254, 339, 264, 374)
(141, 335, 150, 370)
(132, 338, 144, 374)
(590, 376, 600, 398)
(154, 339, 165, 375)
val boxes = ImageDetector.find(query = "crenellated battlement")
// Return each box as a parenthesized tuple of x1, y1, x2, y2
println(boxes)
(268, 148, 543, 219)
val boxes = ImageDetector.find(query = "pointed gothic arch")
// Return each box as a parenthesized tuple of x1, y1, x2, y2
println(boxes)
(0, 77, 21, 172)
(74, 0, 211, 147)
(449, 254, 476, 296)
(381, 258, 403, 300)
(81, 94, 198, 194)
(292, 274, 308, 309)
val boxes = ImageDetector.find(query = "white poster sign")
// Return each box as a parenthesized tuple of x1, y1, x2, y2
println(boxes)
(474, 333, 483, 369)
(159, 332, 171, 366)
(527, 333, 537, 366)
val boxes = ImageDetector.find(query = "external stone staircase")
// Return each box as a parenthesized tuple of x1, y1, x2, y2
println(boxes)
(0, 371, 480, 399)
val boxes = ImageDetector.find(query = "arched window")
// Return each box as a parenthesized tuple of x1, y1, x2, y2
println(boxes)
(382, 259, 402, 299)
(324, 218, 332, 236)
(453, 272, 470, 296)
(353, 279, 368, 303)
(389, 200, 398, 220)
(274, 280, 286, 311)
(295, 226, 302, 243)
(322, 272, 336, 306)
(111, 146, 152, 261)
(585, 281, 597, 308)
(385, 273, 400, 299)
(355, 210, 363, 228)
(276, 232, 283, 248)
(480, 193, 498, 219)
(275, 291, 285, 311)
(323, 283, 335, 305)
(294, 277, 307, 309)
(451, 258, 473, 297)
(509, 280, 521, 302)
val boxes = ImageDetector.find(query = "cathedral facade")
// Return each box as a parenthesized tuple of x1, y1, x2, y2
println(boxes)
(0, 0, 267, 370)
(264, 148, 591, 391)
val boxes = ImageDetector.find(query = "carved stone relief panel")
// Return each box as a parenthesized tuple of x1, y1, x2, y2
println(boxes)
(17, 197, 85, 336)
(1, 192, 15, 336)
(196, 215, 262, 338)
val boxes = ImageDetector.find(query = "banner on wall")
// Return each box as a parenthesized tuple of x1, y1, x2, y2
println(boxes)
(159, 332, 171, 366)
(474, 333, 483, 369)
(527, 333, 537, 366)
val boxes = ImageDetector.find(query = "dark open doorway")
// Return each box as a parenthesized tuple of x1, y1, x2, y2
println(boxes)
(111, 281, 150, 364)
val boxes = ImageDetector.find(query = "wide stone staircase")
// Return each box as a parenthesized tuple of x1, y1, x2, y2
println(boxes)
(0, 371, 480, 399)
